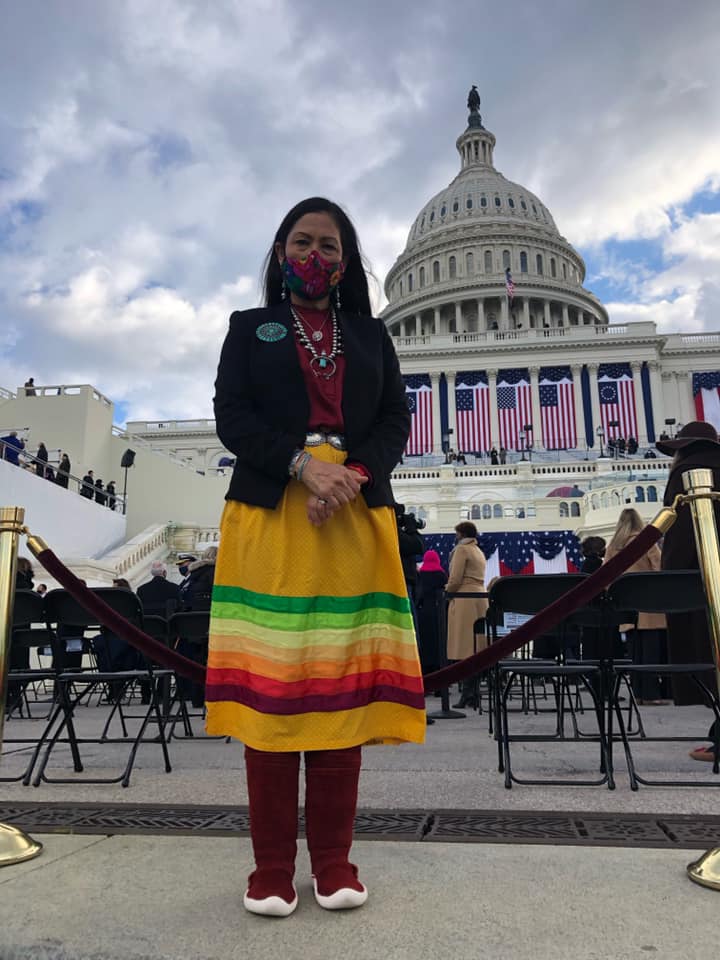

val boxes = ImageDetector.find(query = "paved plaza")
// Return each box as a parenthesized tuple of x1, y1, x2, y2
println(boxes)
(1, 699, 719, 959)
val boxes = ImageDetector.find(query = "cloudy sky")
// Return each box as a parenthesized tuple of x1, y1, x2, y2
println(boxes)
(2, 0, 719, 424)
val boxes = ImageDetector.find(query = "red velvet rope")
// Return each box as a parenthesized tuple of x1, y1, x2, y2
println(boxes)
(422, 523, 663, 690)
(34, 549, 205, 685)
(32, 525, 662, 692)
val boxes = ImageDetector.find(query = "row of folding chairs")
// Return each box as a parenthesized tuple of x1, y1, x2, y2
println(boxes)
(3, 589, 211, 787)
(482, 570, 719, 790)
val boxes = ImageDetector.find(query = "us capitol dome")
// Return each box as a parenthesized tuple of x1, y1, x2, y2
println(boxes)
(382, 89, 607, 338)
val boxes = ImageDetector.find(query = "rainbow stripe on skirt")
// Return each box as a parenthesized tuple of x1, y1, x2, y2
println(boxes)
(205, 444, 426, 752)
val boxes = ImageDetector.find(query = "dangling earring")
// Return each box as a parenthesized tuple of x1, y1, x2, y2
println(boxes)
(334, 285, 341, 311)
(281, 276, 287, 300)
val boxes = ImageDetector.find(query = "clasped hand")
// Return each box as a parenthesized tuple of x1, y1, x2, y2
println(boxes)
(301, 458, 367, 527)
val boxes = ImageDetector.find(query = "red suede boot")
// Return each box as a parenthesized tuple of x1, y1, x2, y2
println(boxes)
(304, 746, 368, 910)
(244, 746, 300, 917)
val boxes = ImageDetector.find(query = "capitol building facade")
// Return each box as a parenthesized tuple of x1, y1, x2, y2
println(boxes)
(4, 91, 720, 582)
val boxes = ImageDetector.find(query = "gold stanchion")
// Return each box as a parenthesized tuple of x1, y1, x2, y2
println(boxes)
(0, 506, 43, 867)
(679, 471, 720, 891)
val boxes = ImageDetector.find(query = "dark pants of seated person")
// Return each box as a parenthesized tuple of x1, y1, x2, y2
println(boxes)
(626, 628, 668, 701)
(93, 632, 151, 703)
(174, 639, 207, 708)
(6, 643, 30, 714)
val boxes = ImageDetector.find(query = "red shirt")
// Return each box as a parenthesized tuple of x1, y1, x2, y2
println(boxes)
(291, 305, 371, 482)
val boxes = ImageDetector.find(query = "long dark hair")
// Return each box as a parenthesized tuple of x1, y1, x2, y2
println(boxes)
(262, 197, 372, 315)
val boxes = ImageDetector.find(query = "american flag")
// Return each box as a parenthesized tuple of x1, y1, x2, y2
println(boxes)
(455, 371, 491, 453)
(505, 267, 515, 303)
(598, 363, 637, 440)
(404, 374, 433, 455)
(496, 368, 532, 451)
(693, 371, 720, 432)
(539, 366, 577, 449)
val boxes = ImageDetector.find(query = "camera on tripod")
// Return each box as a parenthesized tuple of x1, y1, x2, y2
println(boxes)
(394, 502, 426, 533)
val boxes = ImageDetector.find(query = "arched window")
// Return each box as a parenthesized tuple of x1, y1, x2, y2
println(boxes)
(466, 196, 473, 209)
(484, 250, 493, 272)
(408, 273, 413, 292)
(531, 203, 538, 215)
(502, 250, 511, 270)
(591, 494, 599, 509)
(612, 491, 621, 505)
(399, 280, 403, 295)
(550, 258, 557, 278)
(493, 504, 503, 518)
(559, 502, 569, 517)
(508, 197, 515, 208)
(466, 252, 474, 275)
(480, 196, 487, 208)
(520, 251, 528, 273)
(601, 492, 609, 508)
(452, 199, 459, 213)
(440, 205, 447, 218)
(647, 486, 658, 502)
(536, 254, 543, 275)
(562, 263, 567, 280)
(432, 260, 440, 282)
(635, 486, 646, 503)
(430, 210, 435, 222)
(520, 200, 527, 210)
(419, 266, 425, 288)
(570, 502, 581, 517)
(449, 256, 457, 279)
(482, 504, 492, 519)
(471, 505, 481, 519)
(494, 196, 501, 207)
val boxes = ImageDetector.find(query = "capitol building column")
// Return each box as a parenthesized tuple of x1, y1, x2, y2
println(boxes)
(488, 368, 500, 447)
(648, 361, 664, 432)
(562, 304, 569, 327)
(447, 371, 458, 447)
(433, 307, 441, 335)
(500, 297, 509, 331)
(676, 371, 694, 425)
(543, 301, 551, 329)
(587, 362, 601, 440)
(430, 371, 442, 454)
(571, 363, 586, 448)
(522, 298, 530, 330)
(630, 361, 648, 443)
(476, 298, 485, 332)
(529, 366, 542, 446)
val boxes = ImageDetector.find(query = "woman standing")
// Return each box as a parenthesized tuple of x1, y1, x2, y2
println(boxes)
(415, 550, 448, 675)
(55, 453, 71, 489)
(657, 422, 720, 760)
(604, 509, 667, 703)
(445, 523, 488, 714)
(35, 442, 48, 478)
(208, 198, 424, 917)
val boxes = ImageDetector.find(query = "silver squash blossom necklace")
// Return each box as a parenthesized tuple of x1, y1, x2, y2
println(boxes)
(291, 305, 343, 379)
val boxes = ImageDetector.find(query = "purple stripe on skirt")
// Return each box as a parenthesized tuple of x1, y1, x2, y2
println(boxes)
(205, 682, 425, 714)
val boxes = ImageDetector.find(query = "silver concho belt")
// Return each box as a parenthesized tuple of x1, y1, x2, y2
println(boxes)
(305, 431, 347, 450)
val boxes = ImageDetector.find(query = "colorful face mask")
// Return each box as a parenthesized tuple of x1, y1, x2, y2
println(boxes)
(282, 250, 345, 301)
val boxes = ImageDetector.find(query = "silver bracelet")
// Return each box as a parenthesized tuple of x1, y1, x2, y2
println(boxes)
(295, 452, 312, 482)
(288, 448, 305, 476)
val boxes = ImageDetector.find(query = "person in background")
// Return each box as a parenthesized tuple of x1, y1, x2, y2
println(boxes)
(1, 431, 25, 465)
(499, 446, 507, 465)
(55, 453, 71, 488)
(106, 480, 117, 511)
(182, 546, 218, 612)
(490, 447, 499, 465)
(446, 522, 488, 709)
(35, 442, 48, 478)
(456, 450, 467, 465)
(605, 508, 668, 705)
(45, 464, 55, 482)
(35, 584, 48, 597)
(94, 478, 106, 506)
(657, 422, 720, 761)
(580, 536, 606, 573)
(415, 550, 448, 677)
(175, 553, 197, 608)
(24, 377, 36, 396)
(80, 470, 94, 498)
(137, 561, 181, 618)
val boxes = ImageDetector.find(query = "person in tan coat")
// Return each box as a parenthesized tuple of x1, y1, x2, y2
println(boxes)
(445, 521, 489, 660)
(605, 508, 668, 704)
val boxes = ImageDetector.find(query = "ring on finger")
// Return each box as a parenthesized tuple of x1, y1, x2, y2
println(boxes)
(317, 497, 328, 506)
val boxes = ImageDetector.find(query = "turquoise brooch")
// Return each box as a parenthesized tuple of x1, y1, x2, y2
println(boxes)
(255, 322, 288, 342)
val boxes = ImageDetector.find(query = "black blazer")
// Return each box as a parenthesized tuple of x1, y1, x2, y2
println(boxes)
(214, 301, 410, 509)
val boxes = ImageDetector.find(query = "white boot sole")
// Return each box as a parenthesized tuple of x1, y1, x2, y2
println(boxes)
(312, 877, 368, 910)
(243, 886, 298, 918)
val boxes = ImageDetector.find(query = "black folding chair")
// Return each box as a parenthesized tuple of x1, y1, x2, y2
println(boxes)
(487, 574, 613, 789)
(167, 611, 211, 739)
(606, 570, 720, 788)
(1, 591, 58, 783)
(28, 588, 173, 787)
